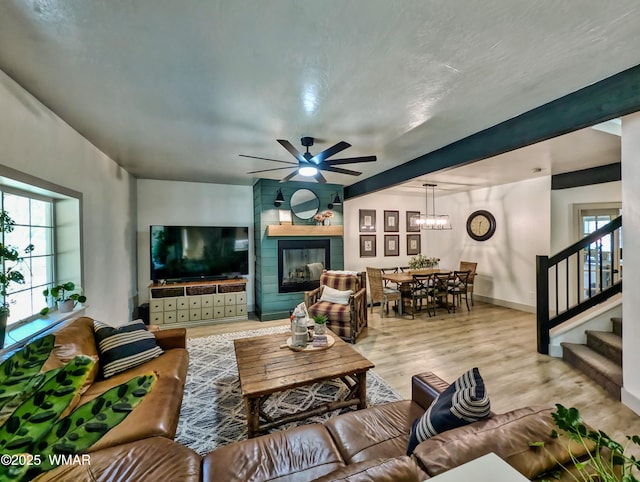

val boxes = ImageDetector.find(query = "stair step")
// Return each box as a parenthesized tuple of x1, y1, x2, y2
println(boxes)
(611, 316, 622, 337)
(586, 330, 622, 365)
(562, 342, 622, 400)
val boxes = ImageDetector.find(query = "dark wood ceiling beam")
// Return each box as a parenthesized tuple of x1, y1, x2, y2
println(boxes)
(345, 63, 640, 199)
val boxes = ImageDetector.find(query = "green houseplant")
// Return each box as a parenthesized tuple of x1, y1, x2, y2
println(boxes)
(0, 210, 34, 348)
(530, 403, 640, 481)
(40, 281, 87, 315)
(313, 314, 328, 335)
(408, 253, 440, 270)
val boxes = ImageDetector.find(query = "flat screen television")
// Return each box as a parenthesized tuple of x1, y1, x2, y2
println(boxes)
(150, 225, 249, 282)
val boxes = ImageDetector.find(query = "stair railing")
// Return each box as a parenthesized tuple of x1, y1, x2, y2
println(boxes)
(536, 216, 622, 354)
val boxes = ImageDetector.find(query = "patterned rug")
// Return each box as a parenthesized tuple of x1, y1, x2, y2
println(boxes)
(175, 325, 402, 455)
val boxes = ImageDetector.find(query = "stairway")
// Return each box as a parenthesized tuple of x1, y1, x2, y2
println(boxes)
(561, 317, 622, 400)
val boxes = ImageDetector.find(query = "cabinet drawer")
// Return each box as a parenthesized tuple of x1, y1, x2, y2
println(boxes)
(236, 305, 246, 316)
(214, 294, 225, 306)
(163, 298, 177, 311)
(177, 310, 190, 322)
(201, 308, 214, 320)
(201, 294, 214, 307)
(164, 311, 177, 324)
(225, 305, 237, 317)
(190, 309, 202, 321)
(189, 297, 202, 309)
(235, 292, 246, 305)
(213, 307, 225, 319)
(149, 300, 163, 313)
(150, 312, 164, 324)
(176, 297, 189, 310)
(224, 294, 236, 305)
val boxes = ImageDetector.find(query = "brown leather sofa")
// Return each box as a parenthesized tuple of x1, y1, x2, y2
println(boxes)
(37, 364, 591, 482)
(37, 316, 189, 452)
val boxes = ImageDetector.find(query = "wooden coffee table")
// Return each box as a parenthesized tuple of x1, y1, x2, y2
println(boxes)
(234, 330, 374, 438)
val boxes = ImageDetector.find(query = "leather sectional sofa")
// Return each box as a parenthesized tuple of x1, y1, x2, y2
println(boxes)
(31, 317, 589, 481)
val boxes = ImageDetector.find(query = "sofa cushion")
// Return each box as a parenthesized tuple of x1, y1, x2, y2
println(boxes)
(93, 319, 163, 378)
(80, 371, 186, 452)
(202, 424, 346, 482)
(407, 367, 490, 454)
(320, 272, 361, 292)
(41, 316, 100, 395)
(320, 286, 353, 304)
(412, 406, 595, 479)
(309, 300, 352, 323)
(32, 436, 201, 482)
(324, 400, 424, 464)
(311, 456, 430, 481)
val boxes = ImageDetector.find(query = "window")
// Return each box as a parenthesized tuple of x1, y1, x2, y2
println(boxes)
(0, 165, 83, 337)
(1, 189, 55, 325)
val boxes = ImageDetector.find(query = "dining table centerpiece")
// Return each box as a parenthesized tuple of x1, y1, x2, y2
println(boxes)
(408, 253, 440, 270)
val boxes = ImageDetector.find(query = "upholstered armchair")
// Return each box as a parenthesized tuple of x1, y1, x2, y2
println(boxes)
(304, 270, 368, 344)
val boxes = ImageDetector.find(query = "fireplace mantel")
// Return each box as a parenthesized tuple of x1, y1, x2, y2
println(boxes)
(267, 225, 343, 237)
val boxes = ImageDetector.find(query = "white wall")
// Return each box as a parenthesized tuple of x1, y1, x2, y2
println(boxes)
(0, 68, 137, 323)
(136, 180, 255, 309)
(621, 112, 640, 414)
(345, 177, 551, 310)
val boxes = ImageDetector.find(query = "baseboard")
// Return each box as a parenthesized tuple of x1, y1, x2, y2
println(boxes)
(474, 295, 535, 313)
(621, 387, 640, 416)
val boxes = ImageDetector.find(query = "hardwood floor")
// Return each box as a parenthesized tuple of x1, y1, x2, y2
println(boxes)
(186, 301, 640, 446)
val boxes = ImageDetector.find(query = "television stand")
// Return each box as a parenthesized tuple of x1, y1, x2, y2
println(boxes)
(148, 278, 247, 328)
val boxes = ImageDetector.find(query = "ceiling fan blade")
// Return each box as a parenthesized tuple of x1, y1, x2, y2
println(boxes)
(239, 154, 298, 166)
(314, 172, 327, 183)
(277, 139, 306, 164)
(325, 155, 377, 166)
(321, 166, 362, 176)
(280, 170, 299, 183)
(246, 166, 296, 174)
(310, 141, 351, 164)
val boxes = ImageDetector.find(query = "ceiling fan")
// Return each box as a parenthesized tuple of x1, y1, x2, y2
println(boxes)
(241, 137, 376, 183)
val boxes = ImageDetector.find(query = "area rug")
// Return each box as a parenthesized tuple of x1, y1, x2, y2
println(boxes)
(175, 325, 402, 455)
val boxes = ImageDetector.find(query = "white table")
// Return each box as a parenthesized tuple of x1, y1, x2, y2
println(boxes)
(428, 452, 529, 481)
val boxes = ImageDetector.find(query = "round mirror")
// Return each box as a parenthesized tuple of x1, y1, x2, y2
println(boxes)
(290, 189, 320, 220)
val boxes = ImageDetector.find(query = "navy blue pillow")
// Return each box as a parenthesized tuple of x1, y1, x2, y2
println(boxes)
(93, 320, 163, 378)
(407, 367, 490, 455)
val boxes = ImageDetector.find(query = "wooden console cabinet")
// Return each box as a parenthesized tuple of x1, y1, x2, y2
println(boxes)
(148, 279, 248, 328)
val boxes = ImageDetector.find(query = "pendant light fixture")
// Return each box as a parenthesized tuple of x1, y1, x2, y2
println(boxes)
(416, 183, 452, 230)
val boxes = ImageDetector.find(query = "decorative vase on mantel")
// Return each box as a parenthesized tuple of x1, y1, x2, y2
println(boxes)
(323, 218, 330, 226)
(315, 221, 322, 226)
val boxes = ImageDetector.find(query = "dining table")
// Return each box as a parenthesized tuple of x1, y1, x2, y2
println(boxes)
(382, 268, 452, 314)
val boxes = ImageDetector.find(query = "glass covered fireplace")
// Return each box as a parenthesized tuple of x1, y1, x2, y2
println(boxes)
(278, 239, 330, 293)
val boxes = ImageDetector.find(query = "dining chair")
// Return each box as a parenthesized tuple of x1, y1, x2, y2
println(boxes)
(432, 272, 453, 314)
(448, 270, 471, 312)
(410, 273, 434, 318)
(459, 261, 478, 305)
(380, 266, 399, 289)
(366, 267, 402, 317)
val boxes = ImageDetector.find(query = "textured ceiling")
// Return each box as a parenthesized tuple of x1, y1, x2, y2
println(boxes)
(0, 1, 638, 189)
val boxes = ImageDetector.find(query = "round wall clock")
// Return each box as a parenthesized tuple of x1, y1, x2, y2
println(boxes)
(466, 210, 497, 241)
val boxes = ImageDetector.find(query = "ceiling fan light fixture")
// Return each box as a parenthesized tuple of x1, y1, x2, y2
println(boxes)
(299, 165, 318, 177)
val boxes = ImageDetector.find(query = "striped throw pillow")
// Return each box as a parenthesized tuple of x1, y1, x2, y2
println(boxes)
(93, 320, 163, 378)
(407, 367, 490, 455)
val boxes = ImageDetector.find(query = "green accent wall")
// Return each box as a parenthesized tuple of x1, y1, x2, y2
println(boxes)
(253, 179, 344, 321)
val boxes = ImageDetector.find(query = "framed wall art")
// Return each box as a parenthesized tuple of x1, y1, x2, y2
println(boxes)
(406, 211, 421, 232)
(384, 210, 399, 232)
(359, 209, 376, 232)
(360, 235, 377, 257)
(407, 234, 421, 255)
(384, 234, 400, 256)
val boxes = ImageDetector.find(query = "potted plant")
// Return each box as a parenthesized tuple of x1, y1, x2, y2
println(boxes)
(530, 403, 640, 481)
(313, 314, 328, 335)
(408, 253, 440, 270)
(0, 210, 34, 348)
(40, 281, 87, 315)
